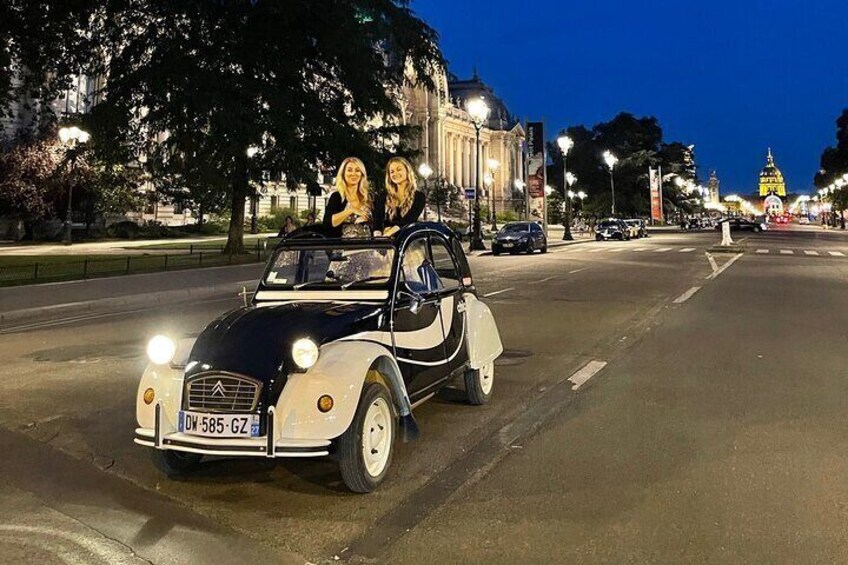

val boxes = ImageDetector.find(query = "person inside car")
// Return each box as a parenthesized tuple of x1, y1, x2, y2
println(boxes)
(374, 156, 426, 237)
(323, 157, 372, 238)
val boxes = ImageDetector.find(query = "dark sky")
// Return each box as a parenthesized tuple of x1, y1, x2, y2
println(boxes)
(413, 0, 848, 195)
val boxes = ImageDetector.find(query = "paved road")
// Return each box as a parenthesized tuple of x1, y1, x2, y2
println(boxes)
(1, 228, 847, 563)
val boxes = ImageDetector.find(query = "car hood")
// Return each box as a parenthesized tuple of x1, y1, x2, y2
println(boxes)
(495, 233, 527, 241)
(186, 301, 385, 385)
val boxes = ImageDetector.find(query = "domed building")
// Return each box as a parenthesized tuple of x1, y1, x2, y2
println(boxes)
(759, 148, 786, 215)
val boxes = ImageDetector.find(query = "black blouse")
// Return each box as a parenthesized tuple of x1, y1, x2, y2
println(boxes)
(374, 190, 426, 233)
(323, 192, 373, 237)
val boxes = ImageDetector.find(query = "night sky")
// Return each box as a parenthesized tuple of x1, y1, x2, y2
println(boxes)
(413, 0, 848, 195)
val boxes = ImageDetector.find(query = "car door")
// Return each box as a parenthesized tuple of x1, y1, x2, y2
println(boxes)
(429, 235, 469, 378)
(530, 223, 544, 246)
(393, 236, 449, 400)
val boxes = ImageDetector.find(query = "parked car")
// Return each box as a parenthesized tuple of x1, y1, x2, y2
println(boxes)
(492, 222, 547, 255)
(134, 223, 504, 493)
(595, 219, 630, 241)
(798, 216, 810, 225)
(624, 219, 647, 238)
(715, 218, 768, 232)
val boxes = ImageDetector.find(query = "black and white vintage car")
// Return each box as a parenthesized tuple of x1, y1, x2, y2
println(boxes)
(135, 222, 503, 492)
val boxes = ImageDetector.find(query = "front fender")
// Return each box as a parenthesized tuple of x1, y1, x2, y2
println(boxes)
(274, 341, 410, 441)
(464, 293, 503, 369)
(136, 363, 184, 431)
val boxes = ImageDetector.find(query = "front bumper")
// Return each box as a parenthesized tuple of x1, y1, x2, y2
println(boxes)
(134, 403, 331, 458)
(493, 240, 529, 251)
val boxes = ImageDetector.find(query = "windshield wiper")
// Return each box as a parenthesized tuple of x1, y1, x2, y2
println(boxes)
(341, 275, 390, 289)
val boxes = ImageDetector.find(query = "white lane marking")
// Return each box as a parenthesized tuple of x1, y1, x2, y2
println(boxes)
(804, 250, 819, 256)
(569, 267, 588, 274)
(780, 249, 793, 255)
(528, 276, 555, 285)
(756, 249, 769, 254)
(605, 247, 626, 253)
(829, 251, 845, 257)
(679, 248, 695, 253)
(588, 248, 606, 253)
(567, 360, 607, 391)
(654, 247, 673, 253)
(483, 287, 515, 298)
(673, 286, 702, 304)
(634, 247, 650, 252)
(706, 253, 743, 280)
(706, 253, 719, 273)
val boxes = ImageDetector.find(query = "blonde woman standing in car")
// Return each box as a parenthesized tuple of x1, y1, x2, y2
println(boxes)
(323, 157, 372, 238)
(374, 157, 426, 237)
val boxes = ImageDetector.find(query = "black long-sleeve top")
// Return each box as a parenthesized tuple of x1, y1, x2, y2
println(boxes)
(373, 190, 425, 233)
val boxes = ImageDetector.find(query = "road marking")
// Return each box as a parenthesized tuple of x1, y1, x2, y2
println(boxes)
(780, 249, 793, 255)
(605, 247, 626, 252)
(528, 276, 555, 285)
(706, 253, 743, 280)
(588, 248, 606, 253)
(679, 248, 695, 253)
(567, 360, 607, 390)
(655, 247, 673, 253)
(568, 267, 588, 274)
(673, 286, 702, 304)
(634, 247, 649, 252)
(804, 250, 819, 256)
(829, 251, 845, 257)
(756, 249, 769, 254)
(706, 253, 718, 273)
(482, 287, 514, 298)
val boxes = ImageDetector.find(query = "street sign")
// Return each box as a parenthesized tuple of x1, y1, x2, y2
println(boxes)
(465, 188, 475, 200)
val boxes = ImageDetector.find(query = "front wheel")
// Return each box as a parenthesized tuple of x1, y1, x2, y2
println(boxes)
(464, 362, 494, 405)
(753, 226, 761, 233)
(338, 382, 395, 493)
(152, 450, 202, 477)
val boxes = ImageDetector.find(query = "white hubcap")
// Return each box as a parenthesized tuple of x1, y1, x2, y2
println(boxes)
(479, 362, 494, 395)
(362, 397, 392, 477)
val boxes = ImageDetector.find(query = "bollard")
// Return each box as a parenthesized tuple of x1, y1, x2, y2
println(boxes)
(126, 256, 131, 274)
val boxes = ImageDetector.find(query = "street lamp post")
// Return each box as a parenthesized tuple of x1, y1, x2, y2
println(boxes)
(487, 158, 499, 231)
(467, 98, 491, 250)
(557, 135, 574, 239)
(564, 172, 578, 240)
(418, 162, 433, 221)
(58, 126, 91, 246)
(246, 146, 261, 234)
(603, 150, 618, 217)
(514, 179, 526, 220)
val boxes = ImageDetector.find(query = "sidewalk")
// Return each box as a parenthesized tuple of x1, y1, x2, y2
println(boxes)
(0, 233, 278, 256)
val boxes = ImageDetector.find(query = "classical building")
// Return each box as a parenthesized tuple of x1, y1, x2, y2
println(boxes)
(706, 170, 720, 204)
(759, 148, 786, 215)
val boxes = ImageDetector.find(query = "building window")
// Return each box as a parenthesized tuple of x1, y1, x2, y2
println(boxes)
(290, 196, 297, 210)
(270, 196, 278, 213)
(173, 201, 184, 215)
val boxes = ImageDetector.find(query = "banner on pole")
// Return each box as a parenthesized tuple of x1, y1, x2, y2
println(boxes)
(526, 121, 546, 224)
(649, 167, 663, 223)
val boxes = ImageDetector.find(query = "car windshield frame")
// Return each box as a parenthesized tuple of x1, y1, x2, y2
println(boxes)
(261, 239, 397, 290)
(500, 224, 529, 234)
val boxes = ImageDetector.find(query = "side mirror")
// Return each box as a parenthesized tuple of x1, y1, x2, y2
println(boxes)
(397, 289, 425, 315)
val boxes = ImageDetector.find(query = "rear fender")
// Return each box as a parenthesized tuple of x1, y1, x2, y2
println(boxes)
(464, 293, 504, 369)
(274, 341, 411, 441)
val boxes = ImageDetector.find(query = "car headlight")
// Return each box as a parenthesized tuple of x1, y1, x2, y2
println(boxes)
(292, 338, 319, 370)
(147, 335, 177, 365)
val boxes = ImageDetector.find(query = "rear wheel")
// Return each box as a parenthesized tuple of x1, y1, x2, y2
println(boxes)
(464, 362, 494, 405)
(152, 450, 202, 477)
(338, 382, 395, 493)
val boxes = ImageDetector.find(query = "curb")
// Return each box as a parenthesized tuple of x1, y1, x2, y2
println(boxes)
(0, 280, 256, 329)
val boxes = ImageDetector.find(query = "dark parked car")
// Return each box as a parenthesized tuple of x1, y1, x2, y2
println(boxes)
(492, 222, 547, 255)
(595, 219, 630, 241)
(135, 223, 503, 492)
(715, 218, 768, 233)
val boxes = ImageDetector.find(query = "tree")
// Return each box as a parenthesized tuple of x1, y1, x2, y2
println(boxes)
(814, 110, 848, 228)
(83, 0, 443, 253)
(0, 137, 64, 238)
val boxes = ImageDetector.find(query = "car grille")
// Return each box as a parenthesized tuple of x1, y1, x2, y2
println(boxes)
(184, 372, 262, 413)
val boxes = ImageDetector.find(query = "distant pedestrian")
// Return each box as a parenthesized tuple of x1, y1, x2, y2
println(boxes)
(278, 215, 296, 237)
(305, 211, 316, 226)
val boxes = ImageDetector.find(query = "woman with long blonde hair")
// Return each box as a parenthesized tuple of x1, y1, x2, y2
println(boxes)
(323, 157, 372, 237)
(374, 156, 426, 236)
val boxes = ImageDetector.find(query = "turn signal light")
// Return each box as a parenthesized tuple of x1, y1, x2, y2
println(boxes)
(317, 395, 334, 413)
(143, 388, 155, 405)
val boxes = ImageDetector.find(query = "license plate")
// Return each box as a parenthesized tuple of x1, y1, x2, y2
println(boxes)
(178, 411, 260, 438)
(502, 243, 513, 247)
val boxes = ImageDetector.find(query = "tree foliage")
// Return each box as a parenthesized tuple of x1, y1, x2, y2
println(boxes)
(547, 113, 697, 220)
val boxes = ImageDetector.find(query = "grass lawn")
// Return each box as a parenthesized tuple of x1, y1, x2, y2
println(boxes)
(128, 234, 278, 250)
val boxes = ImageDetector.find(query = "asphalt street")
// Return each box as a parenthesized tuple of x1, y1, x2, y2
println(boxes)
(1, 226, 848, 563)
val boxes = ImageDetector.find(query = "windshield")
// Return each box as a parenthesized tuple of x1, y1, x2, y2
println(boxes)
(264, 245, 395, 288)
(598, 222, 618, 229)
(501, 224, 528, 234)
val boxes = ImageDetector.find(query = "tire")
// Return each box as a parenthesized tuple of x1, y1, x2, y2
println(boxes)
(614, 233, 623, 241)
(540, 244, 548, 253)
(464, 362, 494, 405)
(596, 234, 603, 241)
(493, 249, 501, 256)
(526, 241, 534, 254)
(152, 450, 202, 477)
(753, 227, 761, 233)
(338, 382, 395, 493)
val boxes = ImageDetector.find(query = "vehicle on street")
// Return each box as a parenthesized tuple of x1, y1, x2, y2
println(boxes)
(624, 219, 647, 238)
(492, 222, 547, 255)
(134, 223, 504, 493)
(799, 216, 810, 225)
(595, 219, 630, 241)
(715, 218, 768, 232)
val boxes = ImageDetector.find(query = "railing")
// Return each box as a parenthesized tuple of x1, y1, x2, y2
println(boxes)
(0, 240, 273, 287)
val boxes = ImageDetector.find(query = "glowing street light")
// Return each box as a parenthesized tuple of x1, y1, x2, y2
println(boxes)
(57, 126, 91, 245)
(486, 158, 500, 230)
(418, 162, 433, 220)
(603, 150, 619, 216)
(466, 97, 491, 250)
